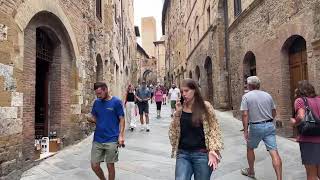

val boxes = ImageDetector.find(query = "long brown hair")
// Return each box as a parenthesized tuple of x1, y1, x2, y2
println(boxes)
(127, 84, 133, 93)
(295, 80, 317, 98)
(181, 78, 209, 126)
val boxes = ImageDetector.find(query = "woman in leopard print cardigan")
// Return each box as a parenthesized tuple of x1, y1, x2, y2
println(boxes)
(168, 78, 223, 180)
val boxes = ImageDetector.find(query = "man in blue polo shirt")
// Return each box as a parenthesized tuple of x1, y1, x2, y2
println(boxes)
(86, 82, 125, 180)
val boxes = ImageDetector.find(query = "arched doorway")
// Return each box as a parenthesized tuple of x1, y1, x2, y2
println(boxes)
(283, 35, 308, 109)
(243, 51, 257, 91)
(34, 28, 53, 138)
(189, 71, 193, 78)
(195, 66, 201, 88)
(96, 54, 103, 82)
(204, 57, 214, 103)
(23, 11, 76, 161)
(143, 69, 152, 82)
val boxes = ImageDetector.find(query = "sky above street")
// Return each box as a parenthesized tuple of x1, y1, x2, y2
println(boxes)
(134, 0, 164, 44)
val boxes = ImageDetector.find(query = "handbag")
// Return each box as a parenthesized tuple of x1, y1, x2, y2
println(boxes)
(297, 97, 320, 136)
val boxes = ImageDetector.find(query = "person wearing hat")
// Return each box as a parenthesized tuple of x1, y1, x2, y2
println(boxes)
(240, 76, 282, 180)
(135, 81, 151, 132)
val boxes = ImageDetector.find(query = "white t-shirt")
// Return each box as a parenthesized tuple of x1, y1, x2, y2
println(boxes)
(169, 88, 180, 101)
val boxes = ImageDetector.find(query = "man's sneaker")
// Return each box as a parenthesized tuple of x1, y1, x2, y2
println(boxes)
(140, 126, 145, 131)
(241, 168, 255, 179)
(157, 115, 160, 119)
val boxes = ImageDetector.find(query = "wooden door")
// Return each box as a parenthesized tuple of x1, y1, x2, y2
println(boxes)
(289, 49, 308, 110)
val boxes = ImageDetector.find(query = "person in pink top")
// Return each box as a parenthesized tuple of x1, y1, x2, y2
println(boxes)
(154, 86, 164, 119)
(291, 80, 320, 180)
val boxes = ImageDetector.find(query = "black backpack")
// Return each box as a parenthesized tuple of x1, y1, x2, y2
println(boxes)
(297, 97, 320, 136)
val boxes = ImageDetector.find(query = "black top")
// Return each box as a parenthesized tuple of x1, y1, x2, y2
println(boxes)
(178, 111, 206, 150)
(126, 92, 135, 102)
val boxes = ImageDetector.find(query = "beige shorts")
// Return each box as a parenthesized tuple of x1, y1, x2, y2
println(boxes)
(91, 141, 119, 163)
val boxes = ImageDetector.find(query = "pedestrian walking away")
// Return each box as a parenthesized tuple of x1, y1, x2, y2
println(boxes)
(136, 81, 151, 132)
(169, 78, 223, 180)
(154, 86, 164, 118)
(124, 84, 137, 131)
(86, 82, 125, 180)
(168, 83, 180, 117)
(240, 76, 282, 180)
(290, 80, 320, 180)
(150, 84, 154, 104)
(162, 85, 167, 105)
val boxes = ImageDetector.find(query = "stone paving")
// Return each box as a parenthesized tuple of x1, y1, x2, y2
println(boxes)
(21, 101, 306, 180)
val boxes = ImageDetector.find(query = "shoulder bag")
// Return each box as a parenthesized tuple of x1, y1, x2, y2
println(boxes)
(297, 97, 320, 136)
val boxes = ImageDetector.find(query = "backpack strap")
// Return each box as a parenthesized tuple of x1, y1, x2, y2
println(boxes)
(302, 97, 311, 112)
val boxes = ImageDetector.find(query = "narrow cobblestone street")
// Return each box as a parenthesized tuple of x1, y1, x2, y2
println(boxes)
(21, 102, 306, 180)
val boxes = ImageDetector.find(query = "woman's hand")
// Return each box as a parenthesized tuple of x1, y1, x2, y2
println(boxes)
(290, 118, 297, 127)
(208, 151, 220, 170)
(175, 99, 183, 112)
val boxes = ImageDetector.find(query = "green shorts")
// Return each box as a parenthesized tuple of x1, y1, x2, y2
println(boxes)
(91, 141, 119, 163)
(170, 100, 177, 109)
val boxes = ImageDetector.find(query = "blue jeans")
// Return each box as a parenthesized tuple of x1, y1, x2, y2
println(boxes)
(248, 122, 277, 150)
(175, 149, 213, 180)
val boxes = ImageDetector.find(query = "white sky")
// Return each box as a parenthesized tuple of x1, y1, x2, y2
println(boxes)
(134, 0, 164, 44)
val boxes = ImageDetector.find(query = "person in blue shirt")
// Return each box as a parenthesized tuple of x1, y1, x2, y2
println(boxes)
(86, 82, 125, 180)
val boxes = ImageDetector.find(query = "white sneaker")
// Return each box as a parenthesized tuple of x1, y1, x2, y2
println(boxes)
(140, 125, 145, 131)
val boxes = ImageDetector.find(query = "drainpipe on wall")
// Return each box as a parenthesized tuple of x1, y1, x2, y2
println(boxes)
(224, 0, 233, 109)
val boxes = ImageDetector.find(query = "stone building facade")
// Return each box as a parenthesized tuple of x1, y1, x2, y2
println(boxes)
(132, 43, 150, 85)
(162, 0, 230, 108)
(133, 43, 157, 85)
(0, 0, 135, 179)
(228, 0, 320, 136)
(154, 38, 166, 85)
(162, 0, 320, 136)
(141, 17, 157, 57)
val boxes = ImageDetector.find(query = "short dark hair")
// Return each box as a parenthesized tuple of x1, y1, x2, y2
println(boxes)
(94, 82, 108, 90)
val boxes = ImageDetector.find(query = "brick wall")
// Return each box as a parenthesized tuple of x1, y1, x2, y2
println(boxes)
(163, 0, 230, 108)
(228, 0, 320, 136)
(0, 0, 135, 179)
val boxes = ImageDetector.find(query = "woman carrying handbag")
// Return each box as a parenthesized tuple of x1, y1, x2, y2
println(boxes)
(291, 80, 320, 180)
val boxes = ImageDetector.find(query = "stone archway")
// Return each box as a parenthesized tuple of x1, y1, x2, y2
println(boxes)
(282, 35, 308, 112)
(243, 51, 257, 91)
(204, 57, 214, 104)
(143, 69, 154, 84)
(189, 70, 193, 79)
(23, 11, 76, 163)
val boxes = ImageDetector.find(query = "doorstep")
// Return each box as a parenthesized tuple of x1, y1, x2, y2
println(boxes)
(35, 152, 57, 162)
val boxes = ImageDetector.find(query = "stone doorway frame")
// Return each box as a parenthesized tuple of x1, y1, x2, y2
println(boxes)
(22, 11, 77, 164)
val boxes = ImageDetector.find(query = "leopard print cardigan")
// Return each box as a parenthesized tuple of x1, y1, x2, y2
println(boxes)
(168, 101, 223, 158)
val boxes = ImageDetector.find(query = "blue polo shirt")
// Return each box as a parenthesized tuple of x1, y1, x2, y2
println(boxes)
(91, 96, 125, 143)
